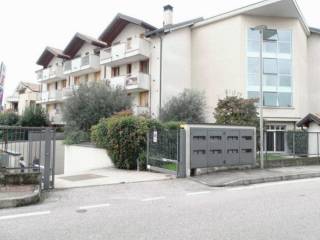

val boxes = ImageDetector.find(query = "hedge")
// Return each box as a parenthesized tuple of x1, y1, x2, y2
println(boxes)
(91, 116, 162, 170)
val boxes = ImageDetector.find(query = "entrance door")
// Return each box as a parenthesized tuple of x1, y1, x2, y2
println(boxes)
(266, 125, 286, 152)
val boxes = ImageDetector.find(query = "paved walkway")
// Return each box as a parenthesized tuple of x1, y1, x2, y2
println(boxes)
(193, 165, 320, 187)
(55, 167, 174, 189)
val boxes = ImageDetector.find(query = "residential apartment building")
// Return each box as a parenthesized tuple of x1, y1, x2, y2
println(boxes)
(6, 82, 40, 115)
(36, 35, 106, 124)
(35, 0, 320, 153)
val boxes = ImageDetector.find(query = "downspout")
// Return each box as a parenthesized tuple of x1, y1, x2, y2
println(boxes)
(159, 35, 163, 116)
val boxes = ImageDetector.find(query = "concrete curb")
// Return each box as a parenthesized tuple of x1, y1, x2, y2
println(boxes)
(196, 172, 320, 187)
(0, 185, 41, 209)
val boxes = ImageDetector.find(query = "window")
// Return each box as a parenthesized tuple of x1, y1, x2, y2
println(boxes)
(278, 59, 291, 74)
(263, 58, 277, 74)
(55, 82, 58, 90)
(278, 92, 292, 107)
(279, 75, 291, 87)
(111, 67, 120, 77)
(139, 60, 149, 74)
(266, 125, 286, 152)
(263, 41, 277, 54)
(139, 91, 149, 107)
(84, 74, 89, 83)
(263, 92, 277, 106)
(126, 37, 132, 50)
(62, 80, 67, 88)
(74, 76, 80, 86)
(94, 72, 101, 81)
(127, 64, 132, 75)
(248, 57, 259, 74)
(264, 74, 277, 87)
(247, 28, 292, 107)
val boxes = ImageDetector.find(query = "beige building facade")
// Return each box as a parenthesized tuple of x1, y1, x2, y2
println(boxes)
(6, 82, 40, 115)
(35, 0, 320, 153)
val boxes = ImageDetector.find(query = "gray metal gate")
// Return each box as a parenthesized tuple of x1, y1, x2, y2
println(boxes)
(190, 127, 256, 169)
(0, 127, 56, 190)
(147, 129, 186, 177)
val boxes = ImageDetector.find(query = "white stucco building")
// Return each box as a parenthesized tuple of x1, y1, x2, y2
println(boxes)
(35, 0, 320, 153)
(6, 82, 40, 115)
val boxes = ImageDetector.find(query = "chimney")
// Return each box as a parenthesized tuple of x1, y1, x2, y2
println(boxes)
(163, 5, 173, 26)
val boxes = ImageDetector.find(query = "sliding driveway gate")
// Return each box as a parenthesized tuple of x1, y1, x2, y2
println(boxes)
(0, 127, 56, 190)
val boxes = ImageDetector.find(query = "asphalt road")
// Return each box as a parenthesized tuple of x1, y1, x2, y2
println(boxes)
(1, 178, 320, 240)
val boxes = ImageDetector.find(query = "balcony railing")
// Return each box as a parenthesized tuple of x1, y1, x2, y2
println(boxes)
(106, 73, 150, 92)
(37, 90, 62, 103)
(125, 73, 150, 92)
(133, 106, 149, 115)
(36, 65, 64, 82)
(62, 86, 79, 98)
(100, 38, 151, 65)
(50, 113, 64, 124)
(63, 54, 99, 75)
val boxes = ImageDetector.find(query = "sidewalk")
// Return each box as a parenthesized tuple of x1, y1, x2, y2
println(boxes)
(0, 185, 40, 209)
(193, 165, 320, 187)
(55, 167, 174, 189)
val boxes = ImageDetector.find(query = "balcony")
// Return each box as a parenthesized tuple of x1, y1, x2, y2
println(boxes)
(107, 73, 150, 92)
(63, 54, 100, 76)
(62, 86, 79, 99)
(36, 65, 64, 82)
(125, 73, 150, 92)
(49, 113, 64, 125)
(100, 38, 151, 66)
(6, 95, 19, 103)
(37, 90, 62, 103)
(132, 106, 149, 115)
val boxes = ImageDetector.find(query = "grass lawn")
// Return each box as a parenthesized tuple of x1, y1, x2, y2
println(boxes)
(162, 162, 177, 171)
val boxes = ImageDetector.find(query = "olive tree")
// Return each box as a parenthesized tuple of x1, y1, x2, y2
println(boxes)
(159, 89, 206, 123)
(213, 94, 258, 127)
(63, 82, 132, 144)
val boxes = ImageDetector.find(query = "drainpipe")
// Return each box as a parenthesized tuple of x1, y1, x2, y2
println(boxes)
(159, 35, 163, 117)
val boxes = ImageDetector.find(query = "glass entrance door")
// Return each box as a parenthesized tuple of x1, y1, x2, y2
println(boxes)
(266, 125, 286, 152)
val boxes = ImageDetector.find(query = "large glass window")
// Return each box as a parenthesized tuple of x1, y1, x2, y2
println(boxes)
(247, 29, 292, 107)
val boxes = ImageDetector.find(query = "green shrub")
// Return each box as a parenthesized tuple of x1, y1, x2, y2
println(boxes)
(162, 121, 183, 130)
(91, 118, 109, 148)
(0, 112, 20, 126)
(214, 94, 259, 127)
(19, 106, 49, 127)
(91, 115, 162, 170)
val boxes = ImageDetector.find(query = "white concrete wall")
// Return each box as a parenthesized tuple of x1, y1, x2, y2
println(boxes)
(113, 23, 146, 43)
(308, 123, 320, 157)
(64, 145, 113, 174)
(307, 33, 320, 115)
(149, 28, 192, 118)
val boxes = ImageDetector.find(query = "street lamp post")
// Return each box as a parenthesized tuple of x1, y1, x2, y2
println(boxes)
(252, 25, 267, 169)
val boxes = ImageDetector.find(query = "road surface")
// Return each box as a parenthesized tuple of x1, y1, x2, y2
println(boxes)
(1, 178, 320, 240)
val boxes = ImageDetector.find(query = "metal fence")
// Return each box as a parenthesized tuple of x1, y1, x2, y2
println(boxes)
(0, 126, 56, 189)
(257, 130, 320, 167)
(147, 129, 180, 175)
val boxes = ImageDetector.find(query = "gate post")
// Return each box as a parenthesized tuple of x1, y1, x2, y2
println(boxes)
(177, 129, 186, 178)
(43, 128, 51, 190)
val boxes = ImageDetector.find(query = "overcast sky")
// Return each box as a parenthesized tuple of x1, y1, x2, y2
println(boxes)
(0, 0, 319, 101)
